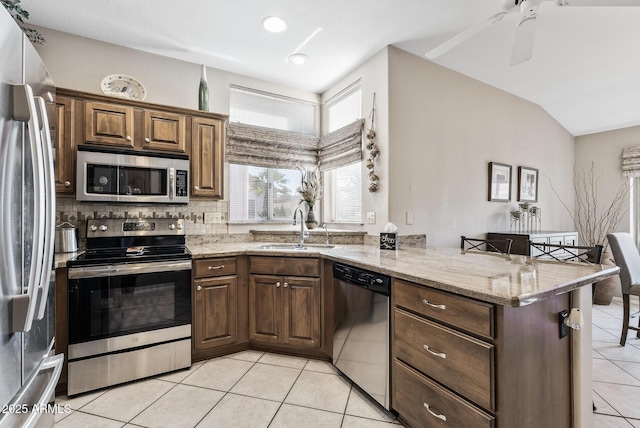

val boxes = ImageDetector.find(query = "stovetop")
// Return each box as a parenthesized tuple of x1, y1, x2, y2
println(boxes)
(68, 218, 191, 267)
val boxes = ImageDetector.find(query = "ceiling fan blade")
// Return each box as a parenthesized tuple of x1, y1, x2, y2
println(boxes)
(509, 13, 538, 66)
(554, 0, 640, 6)
(425, 11, 508, 59)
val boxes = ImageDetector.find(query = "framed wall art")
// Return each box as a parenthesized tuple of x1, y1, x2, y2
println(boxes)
(488, 162, 512, 202)
(518, 166, 538, 202)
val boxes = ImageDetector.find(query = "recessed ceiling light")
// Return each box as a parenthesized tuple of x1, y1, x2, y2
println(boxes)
(262, 16, 287, 33)
(288, 53, 309, 65)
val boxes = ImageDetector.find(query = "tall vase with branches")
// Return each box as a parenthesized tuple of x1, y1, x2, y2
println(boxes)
(297, 165, 322, 229)
(550, 162, 629, 251)
(550, 162, 629, 305)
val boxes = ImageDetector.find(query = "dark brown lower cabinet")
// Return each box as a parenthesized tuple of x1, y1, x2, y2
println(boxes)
(392, 278, 572, 428)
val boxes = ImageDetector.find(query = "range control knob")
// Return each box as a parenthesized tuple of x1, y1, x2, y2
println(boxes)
(176, 223, 184, 230)
(99, 225, 108, 232)
(168, 223, 176, 230)
(90, 225, 98, 232)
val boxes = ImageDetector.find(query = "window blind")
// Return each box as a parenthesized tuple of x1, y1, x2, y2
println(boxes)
(318, 119, 364, 172)
(226, 122, 319, 169)
(622, 146, 640, 177)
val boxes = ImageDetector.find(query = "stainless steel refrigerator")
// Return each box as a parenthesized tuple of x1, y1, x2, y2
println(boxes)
(0, 6, 62, 428)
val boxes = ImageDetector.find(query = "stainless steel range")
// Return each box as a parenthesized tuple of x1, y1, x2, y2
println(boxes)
(66, 218, 192, 396)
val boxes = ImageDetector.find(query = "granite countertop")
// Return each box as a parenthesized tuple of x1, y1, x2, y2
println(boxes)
(188, 243, 619, 307)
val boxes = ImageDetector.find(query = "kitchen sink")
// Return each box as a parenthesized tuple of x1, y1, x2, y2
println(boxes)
(257, 244, 335, 250)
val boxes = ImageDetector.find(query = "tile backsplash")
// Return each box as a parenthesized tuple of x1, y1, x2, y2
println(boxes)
(56, 197, 229, 248)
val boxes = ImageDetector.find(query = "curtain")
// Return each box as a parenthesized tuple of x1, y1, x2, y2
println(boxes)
(226, 122, 318, 169)
(622, 146, 640, 177)
(318, 119, 364, 172)
(226, 119, 364, 171)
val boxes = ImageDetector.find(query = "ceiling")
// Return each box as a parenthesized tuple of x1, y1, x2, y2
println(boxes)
(20, 0, 640, 136)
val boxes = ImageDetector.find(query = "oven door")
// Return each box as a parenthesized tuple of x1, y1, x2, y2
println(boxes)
(67, 260, 192, 345)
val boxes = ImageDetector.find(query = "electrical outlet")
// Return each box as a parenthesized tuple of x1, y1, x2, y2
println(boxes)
(204, 212, 222, 224)
(366, 212, 376, 224)
(406, 211, 414, 225)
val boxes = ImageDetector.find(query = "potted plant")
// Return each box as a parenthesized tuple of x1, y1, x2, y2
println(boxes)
(551, 162, 629, 304)
(297, 165, 322, 229)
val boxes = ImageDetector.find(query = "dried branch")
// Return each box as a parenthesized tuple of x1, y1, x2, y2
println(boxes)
(549, 162, 629, 251)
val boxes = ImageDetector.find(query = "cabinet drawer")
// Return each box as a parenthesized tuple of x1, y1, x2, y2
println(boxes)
(194, 257, 237, 278)
(393, 359, 494, 428)
(250, 256, 319, 277)
(393, 308, 494, 411)
(393, 279, 494, 338)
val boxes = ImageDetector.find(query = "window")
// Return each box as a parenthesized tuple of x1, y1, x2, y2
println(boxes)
(324, 81, 363, 223)
(230, 85, 317, 136)
(229, 164, 301, 222)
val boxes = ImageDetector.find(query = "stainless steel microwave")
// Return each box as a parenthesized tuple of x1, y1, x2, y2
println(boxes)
(76, 146, 189, 204)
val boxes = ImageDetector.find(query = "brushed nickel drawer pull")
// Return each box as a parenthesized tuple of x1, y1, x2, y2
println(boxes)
(423, 344, 447, 359)
(208, 265, 225, 270)
(422, 299, 446, 310)
(423, 403, 447, 422)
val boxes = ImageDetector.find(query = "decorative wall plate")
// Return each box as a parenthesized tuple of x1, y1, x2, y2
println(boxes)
(101, 74, 147, 101)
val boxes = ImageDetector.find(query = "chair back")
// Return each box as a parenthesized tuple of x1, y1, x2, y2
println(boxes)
(529, 242, 603, 264)
(607, 233, 640, 294)
(461, 236, 513, 255)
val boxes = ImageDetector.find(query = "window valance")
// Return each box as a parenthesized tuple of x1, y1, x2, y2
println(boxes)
(622, 146, 640, 177)
(226, 119, 364, 171)
(318, 119, 364, 172)
(226, 122, 318, 169)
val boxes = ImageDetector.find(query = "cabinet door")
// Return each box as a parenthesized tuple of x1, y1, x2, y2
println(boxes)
(143, 110, 186, 152)
(84, 101, 135, 147)
(283, 276, 321, 348)
(191, 117, 223, 198)
(194, 276, 238, 350)
(54, 96, 75, 194)
(249, 274, 282, 344)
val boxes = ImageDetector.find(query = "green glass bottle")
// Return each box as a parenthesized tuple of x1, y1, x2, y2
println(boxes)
(199, 64, 209, 111)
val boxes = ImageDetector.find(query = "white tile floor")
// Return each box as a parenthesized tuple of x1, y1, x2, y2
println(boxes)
(53, 296, 640, 428)
(593, 296, 640, 427)
(53, 350, 401, 428)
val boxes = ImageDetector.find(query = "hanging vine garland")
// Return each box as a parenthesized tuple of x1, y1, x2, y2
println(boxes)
(366, 93, 379, 192)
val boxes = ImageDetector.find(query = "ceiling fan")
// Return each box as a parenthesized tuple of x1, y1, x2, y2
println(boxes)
(426, 0, 640, 66)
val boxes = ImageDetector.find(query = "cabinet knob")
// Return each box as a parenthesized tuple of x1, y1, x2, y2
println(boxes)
(145, 137, 150, 143)
(194, 186, 199, 190)
(126, 136, 132, 141)
(197, 285, 202, 291)
(64, 180, 71, 187)
(276, 282, 281, 288)
(284, 282, 288, 288)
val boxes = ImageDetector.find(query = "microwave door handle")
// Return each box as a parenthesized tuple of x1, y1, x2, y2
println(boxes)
(10, 84, 45, 332)
(34, 96, 56, 320)
(169, 167, 175, 200)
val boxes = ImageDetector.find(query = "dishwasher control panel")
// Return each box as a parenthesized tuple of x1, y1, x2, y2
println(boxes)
(333, 263, 390, 295)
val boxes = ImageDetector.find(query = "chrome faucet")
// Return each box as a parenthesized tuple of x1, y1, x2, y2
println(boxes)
(293, 208, 309, 248)
(322, 223, 330, 245)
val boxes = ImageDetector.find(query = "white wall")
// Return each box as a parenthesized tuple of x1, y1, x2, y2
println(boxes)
(575, 125, 639, 235)
(34, 27, 320, 114)
(321, 48, 390, 236)
(387, 47, 576, 247)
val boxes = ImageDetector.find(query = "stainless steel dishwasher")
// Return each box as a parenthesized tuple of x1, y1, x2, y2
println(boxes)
(332, 262, 391, 410)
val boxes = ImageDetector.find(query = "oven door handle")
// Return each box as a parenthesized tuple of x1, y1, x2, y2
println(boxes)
(68, 260, 192, 279)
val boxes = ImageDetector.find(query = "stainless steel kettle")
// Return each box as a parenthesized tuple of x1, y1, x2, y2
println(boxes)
(55, 222, 78, 253)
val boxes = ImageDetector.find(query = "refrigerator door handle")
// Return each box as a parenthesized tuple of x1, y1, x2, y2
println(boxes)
(34, 96, 56, 320)
(21, 354, 64, 428)
(10, 84, 45, 333)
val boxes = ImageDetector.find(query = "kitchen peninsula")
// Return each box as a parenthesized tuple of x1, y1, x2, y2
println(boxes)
(186, 242, 618, 428)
